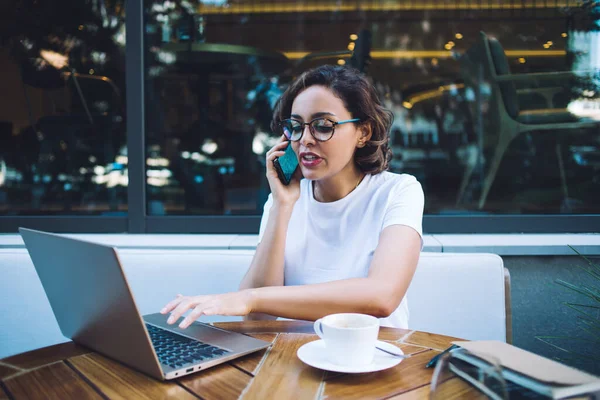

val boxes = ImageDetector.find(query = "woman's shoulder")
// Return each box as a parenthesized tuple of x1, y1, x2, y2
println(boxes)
(368, 172, 424, 207)
(370, 171, 421, 190)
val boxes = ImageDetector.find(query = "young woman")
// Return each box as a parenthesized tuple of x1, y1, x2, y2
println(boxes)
(162, 65, 424, 329)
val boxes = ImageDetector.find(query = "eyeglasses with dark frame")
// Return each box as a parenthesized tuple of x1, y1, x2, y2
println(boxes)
(430, 348, 509, 400)
(279, 117, 361, 142)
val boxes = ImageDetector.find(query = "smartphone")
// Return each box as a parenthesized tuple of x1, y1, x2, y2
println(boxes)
(273, 142, 299, 185)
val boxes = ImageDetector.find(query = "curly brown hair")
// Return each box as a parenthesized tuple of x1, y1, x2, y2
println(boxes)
(271, 65, 394, 175)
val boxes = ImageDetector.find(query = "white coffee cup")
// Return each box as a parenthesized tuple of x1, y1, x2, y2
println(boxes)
(313, 313, 380, 366)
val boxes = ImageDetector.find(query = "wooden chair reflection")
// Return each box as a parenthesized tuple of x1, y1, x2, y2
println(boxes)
(459, 31, 600, 209)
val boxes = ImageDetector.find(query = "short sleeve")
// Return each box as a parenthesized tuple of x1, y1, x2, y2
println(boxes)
(257, 194, 274, 244)
(382, 176, 425, 241)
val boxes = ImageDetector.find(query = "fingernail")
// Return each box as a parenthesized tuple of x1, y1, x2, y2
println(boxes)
(160, 308, 166, 314)
(179, 322, 186, 329)
(167, 316, 175, 324)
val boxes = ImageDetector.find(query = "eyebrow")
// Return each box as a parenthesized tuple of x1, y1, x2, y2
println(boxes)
(290, 111, 337, 120)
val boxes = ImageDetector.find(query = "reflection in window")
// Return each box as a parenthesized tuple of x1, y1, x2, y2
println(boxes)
(566, 5, 600, 121)
(0, 0, 127, 215)
(143, 1, 600, 215)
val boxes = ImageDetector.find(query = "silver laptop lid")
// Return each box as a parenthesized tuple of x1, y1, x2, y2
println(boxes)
(19, 228, 163, 379)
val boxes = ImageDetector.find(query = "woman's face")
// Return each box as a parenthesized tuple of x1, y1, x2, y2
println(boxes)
(290, 85, 366, 182)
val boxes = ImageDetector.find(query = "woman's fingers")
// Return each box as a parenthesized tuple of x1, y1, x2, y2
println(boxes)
(266, 136, 288, 152)
(179, 304, 208, 329)
(166, 296, 201, 324)
(202, 307, 218, 316)
(168, 291, 254, 329)
(266, 141, 288, 158)
(178, 299, 220, 328)
(266, 150, 285, 163)
(160, 294, 184, 314)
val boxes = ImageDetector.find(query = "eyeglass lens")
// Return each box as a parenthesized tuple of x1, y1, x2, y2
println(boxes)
(281, 118, 335, 141)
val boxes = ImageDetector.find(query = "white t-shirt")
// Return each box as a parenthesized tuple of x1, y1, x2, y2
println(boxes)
(258, 171, 424, 328)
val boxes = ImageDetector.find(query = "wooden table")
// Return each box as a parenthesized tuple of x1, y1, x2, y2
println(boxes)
(0, 321, 480, 399)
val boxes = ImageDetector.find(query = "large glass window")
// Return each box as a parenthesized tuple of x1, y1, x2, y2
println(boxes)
(0, 0, 127, 216)
(143, 0, 599, 216)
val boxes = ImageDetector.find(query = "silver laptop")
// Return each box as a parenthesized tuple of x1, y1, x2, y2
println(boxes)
(19, 228, 271, 380)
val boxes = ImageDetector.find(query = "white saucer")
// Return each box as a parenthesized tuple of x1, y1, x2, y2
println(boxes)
(297, 340, 404, 373)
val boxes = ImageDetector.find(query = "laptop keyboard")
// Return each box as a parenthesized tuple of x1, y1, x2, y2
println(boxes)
(145, 324, 230, 369)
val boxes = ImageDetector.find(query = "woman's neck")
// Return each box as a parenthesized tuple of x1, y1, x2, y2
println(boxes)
(313, 167, 365, 203)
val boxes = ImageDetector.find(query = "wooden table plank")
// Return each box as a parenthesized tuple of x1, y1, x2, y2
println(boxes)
(387, 384, 431, 399)
(214, 320, 315, 334)
(0, 364, 19, 380)
(246, 332, 277, 348)
(322, 349, 438, 400)
(247, 333, 278, 343)
(390, 378, 487, 399)
(379, 327, 414, 342)
(403, 331, 463, 351)
(241, 333, 325, 400)
(0, 342, 91, 373)
(179, 362, 251, 400)
(0, 383, 9, 400)
(229, 333, 277, 375)
(69, 353, 196, 400)
(389, 343, 435, 357)
(429, 377, 488, 400)
(2, 361, 102, 400)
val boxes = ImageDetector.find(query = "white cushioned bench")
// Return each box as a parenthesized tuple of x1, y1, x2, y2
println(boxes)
(0, 248, 509, 359)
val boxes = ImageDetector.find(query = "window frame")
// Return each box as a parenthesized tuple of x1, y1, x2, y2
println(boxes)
(1, 0, 598, 234)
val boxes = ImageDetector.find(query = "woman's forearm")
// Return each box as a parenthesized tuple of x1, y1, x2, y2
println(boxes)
(249, 278, 398, 321)
(239, 205, 293, 290)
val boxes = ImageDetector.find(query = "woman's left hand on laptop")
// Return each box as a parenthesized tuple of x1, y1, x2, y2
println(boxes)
(161, 290, 256, 329)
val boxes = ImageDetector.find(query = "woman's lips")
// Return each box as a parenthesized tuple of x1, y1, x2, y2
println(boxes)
(300, 153, 323, 167)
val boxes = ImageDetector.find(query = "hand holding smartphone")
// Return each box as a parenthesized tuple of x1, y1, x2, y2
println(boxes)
(273, 141, 299, 185)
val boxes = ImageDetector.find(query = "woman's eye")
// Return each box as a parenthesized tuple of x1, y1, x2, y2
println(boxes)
(315, 125, 333, 133)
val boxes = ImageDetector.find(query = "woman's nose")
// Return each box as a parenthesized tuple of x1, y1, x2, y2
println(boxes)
(299, 124, 316, 147)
